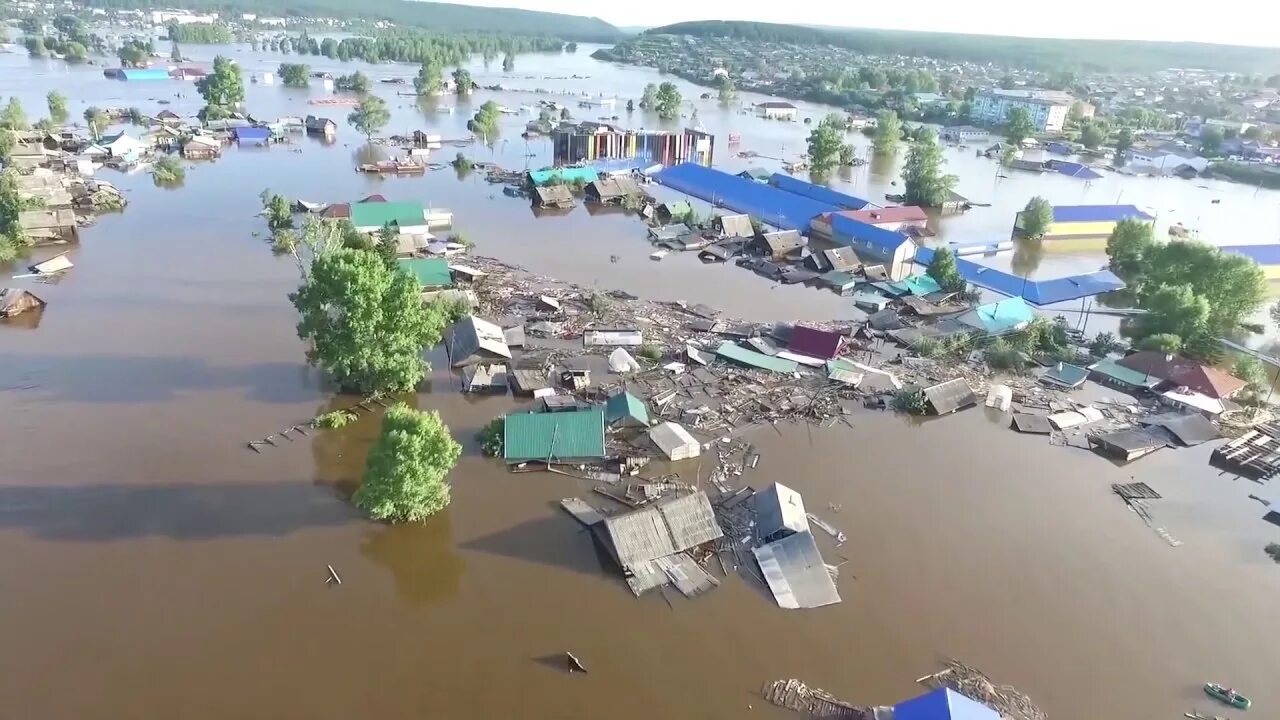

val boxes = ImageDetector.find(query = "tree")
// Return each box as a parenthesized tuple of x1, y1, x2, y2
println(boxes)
(872, 109, 901, 155)
(354, 404, 461, 523)
(452, 67, 472, 94)
(24, 36, 48, 58)
(468, 101, 501, 139)
(1004, 107, 1035, 145)
(1089, 331, 1124, 356)
(1114, 126, 1133, 158)
(62, 42, 88, 62)
(1233, 356, 1268, 400)
(902, 129, 958, 208)
(639, 83, 658, 109)
(83, 107, 107, 140)
(1244, 125, 1264, 141)
(0, 129, 13, 166)
(1105, 218, 1155, 281)
(334, 72, 369, 94)
(152, 156, 185, 186)
(806, 114, 846, 174)
(926, 247, 965, 293)
(565, 42, 578, 53)
(717, 75, 736, 103)
(347, 95, 390, 139)
(196, 55, 244, 120)
(375, 225, 399, 269)
(1019, 196, 1053, 238)
(1199, 126, 1224, 156)
(654, 82, 682, 120)
(839, 144, 857, 166)
(626, 99, 634, 113)
(117, 40, 151, 68)
(502, 52, 515, 72)
(1079, 121, 1105, 149)
(1136, 333, 1183, 354)
(560, 107, 571, 121)
(291, 248, 446, 393)
(414, 60, 442, 95)
(320, 37, 338, 58)
(279, 63, 310, 88)
(263, 192, 294, 231)
(0, 98, 28, 131)
(1135, 284, 1210, 344)
(170, 40, 183, 62)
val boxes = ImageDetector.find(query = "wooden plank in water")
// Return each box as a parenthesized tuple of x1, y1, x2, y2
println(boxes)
(1112, 482, 1162, 500)
(560, 497, 606, 526)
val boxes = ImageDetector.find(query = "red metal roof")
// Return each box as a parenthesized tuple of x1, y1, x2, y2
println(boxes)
(835, 206, 929, 225)
(787, 324, 844, 360)
(321, 203, 350, 219)
(1117, 351, 1246, 399)
(358, 194, 387, 203)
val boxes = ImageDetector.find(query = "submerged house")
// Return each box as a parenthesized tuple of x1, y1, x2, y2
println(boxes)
(958, 297, 1035, 335)
(233, 126, 271, 146)
(182, 134, 222, 159)
(585, 175, 641, 204)
(824, 215, 916, 281)
(893, 688, 999, 720)
(604, 391, 650, 429)
(448, 315, 512, 367)
(755, 230, 804, 261)
(922, 378, 977, 415)
(1116, 351, 1245, 416)
(0, 288, 47, 318)
(398, 257, 453, 289)
(595, 491, 723, 596)
(304, 115, 336, 137)
(752, 482, 841, 609)
(351, 201, 429, 234)
(503, 409, 606, 464)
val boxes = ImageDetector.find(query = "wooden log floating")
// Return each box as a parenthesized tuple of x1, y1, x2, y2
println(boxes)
(326, 564, 342, 585)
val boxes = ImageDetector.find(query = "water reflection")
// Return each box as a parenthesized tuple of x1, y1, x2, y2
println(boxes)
(360, 514, 464, 607)
(310, 393, 420, 499)
(868, 151, 897, 181)
(1011, 236, 1044, 277)
(351, 142, 388, 167)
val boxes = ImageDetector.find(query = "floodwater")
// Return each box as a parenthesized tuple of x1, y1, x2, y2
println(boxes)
(3, 42, 1280, 720)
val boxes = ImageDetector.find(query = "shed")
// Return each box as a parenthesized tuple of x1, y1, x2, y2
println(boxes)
(754, 482, 808, 544)
(753, 530, 841, 609)
(502, 409, 606, 463)
(787, 325, 843, 360)
(352, 201, 428, 233)
(715, 342, 799, 373)
(893, 688, 999, 720)
(597, 491, 722, 585)
(823, 246, 861, 272)
(1138, 412, 1218, 446)
(922, 378, 976, 415)
(462, 363, 509, 393)
(1091, 430, 1165, 462)
(449, 316, 513, 367)
(0, 288, 47, 318)
(18, 209, 78, 242)
(528, 166, 598, 186)
(584, 329, 643, 347)
(851, 290, 892, 312)
(30, 253, 73, 275)
(509, 369, 550, 395)
(649, 422, 701, 461)
(1088, 358, 1162, 393)
(398, 257, 452, 289)
(822, 271, 860, 296)
(756, 230, 804, 260)
(714, 213, 754, 238)
(1011, 413, 1053, 434)
(1040, 362, 1089, 389)
(234, 126, 271, 145)
(959, 297, 1035, 334)
(305, 115, 336, 136)
(605, 391, 650, 428)
(1047, 406, 1104, 430)
(585, 175, 641, 203)
(532, 184, 575, 208)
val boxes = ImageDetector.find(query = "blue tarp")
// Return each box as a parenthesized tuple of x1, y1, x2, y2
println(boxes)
(1222, 243, 1280, 265)
(655, 163, 837, 231)
(768, 173, 873, 210)
(894, 688, 999, 720)
(915, 246, 1126, 305)
(830, 214, 912, 257)
(1051, 204, 1153, 222)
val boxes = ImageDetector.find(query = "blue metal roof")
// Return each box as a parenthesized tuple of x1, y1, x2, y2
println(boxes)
(830, 214, 913, 257)
(963, 297, 1036, 333)
(655, 163, 837, 231)
(915, 246, 1125, 306)
(235, 127, 271, 141)
(768, 173, 873, 210)
(1221, 243, 1280, 265)
(1048, 160, 1103, 181)
(894, 688, 999, 720)
(119, 68, 171, 81)
(1051, 204, 1153, 222)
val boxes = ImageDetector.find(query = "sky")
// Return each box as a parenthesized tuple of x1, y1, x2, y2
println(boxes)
(450, 0, 1280, 48)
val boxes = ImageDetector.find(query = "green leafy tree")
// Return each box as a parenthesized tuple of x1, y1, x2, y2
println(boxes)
(291, 248, 445, 393)
(83, 106, 107, 140)
(1233, 355, 1268, 399)
(263, 192, 294, 231)
(467, 101, 502, 140)
(347, 95, 390, 139)
(839, 144, 857, 166)
(375, 225, 398, 268)
(62, 42, 88, 62)
(1135, 284, 1210, 343)
(1089, 331, 1124, 356)
(0, 129, 14, 165)
(1105, 218, 1155, 281)
(1199, 126, 1224, 156)
(151, 156, 185, 186)
(502, 52, 515, 72)
(654, 82, 682, 120)
(354, 404, 461, 523)
(903, 129, 957, 207)
(926, 247, 965, 293)
(1079, 121, 1105, 149)
(1019, 196, 1053, 238)
(117, 39, 151, 68)
(806, 114, 846, 173)
(717, 75, 736, 103)
(872, 109, 901, 155)
(46, 92, 69, 125)
(565, 42, 578, 53)
(414, 60, 442, 95)
(1141, 240, 1265, 334)
(0, 98, 29, 131)
(639, 83, 658, 109)
(1, 169, 32, 255)
(452, 67, 472, 94)
(1000, 145, 1020, 167)
(279, 63, 310, 88)
(24, 36, 48, 58)
(320, 38, 338, 58)
(170, 40, 183, 62)
(1004, 107, 1035, 145)
(626, 99, 634, 113)
(1114, 127, 1133, 158)
(1136, 333, 1183, 353)
(196, 55, 244, 120)
(334, 71, 369, 94)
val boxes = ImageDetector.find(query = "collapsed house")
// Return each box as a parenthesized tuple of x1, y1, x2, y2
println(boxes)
(0, 288, 47, 318)
(533, 184, 575, 208)
(449, 316, 512, 367)
(594, 491, 724, 597)
(752, 482, 841, 609)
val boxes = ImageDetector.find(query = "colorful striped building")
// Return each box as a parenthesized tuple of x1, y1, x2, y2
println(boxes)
(552, 123, 714, 167)
(1014, 204, 1154, 249)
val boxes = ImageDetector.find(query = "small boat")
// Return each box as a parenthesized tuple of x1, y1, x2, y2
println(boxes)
(1204, 682, 1250, 710)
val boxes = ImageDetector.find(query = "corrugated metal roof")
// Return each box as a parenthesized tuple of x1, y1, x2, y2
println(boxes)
(769, 173, 872, 210)
(830, 214, 914, 257)
(603, 491, 722, 568)
(913, 247, 1126, 306)
(450, 316, 511, 365)
(1089, 358, 1162, 389)
(648, 422, 700, 460)
(893, 688, 999, 720)
(398, 257, 452, 288)
(838, 205, 927, 224)
(1050, 204, 1154, 223)
(352, 201, 426, 228)
(923, 378, 976, 414)
(655, 163, 837, 231)
(787, 325, 843, 359)
(755, 482, 809, 543)
(715, 342, 799, 373)
(960, 297, 1035, 333)
(1221, 243, 1280, 265)
(753, 530, 841, 609)
(503, 409, 605, 462)
(528, 166, 599, 186)
(604, 391, 649, 426)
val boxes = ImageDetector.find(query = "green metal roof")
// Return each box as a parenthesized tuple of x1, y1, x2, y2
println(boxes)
(605, 391, 650, 426)
(903, 274, 942, 296)
(715, 342, 799, 373)
(503, 409, 606, 462)
(527, 167, 599, 186)
(1089, 358, 1162, 389)
(349, 201, 425, 228)
(970, 297, 1035, 333)
(397, 257, 452, 288)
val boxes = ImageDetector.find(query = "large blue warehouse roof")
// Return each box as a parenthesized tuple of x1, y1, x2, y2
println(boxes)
(1050, 204, 1153, 222)
(915, 246, 1125, 305)
(830, 214, 913, 256)
(1221, 243, 1280, 265)
(894, 688, 999, 720)
(768, 173, 873, 210)
(654, 163, 836, 231)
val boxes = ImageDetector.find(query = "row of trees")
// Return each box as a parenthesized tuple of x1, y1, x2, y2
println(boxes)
(280, 30, 558, 66)
(167, 22, 232, 44)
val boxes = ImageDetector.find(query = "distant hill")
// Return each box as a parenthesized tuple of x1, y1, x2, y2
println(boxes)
(82, 0, 621, 42)
(645, 20, 1280, 73)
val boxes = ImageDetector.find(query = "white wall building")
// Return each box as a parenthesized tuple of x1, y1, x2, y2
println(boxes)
(1127, 144, 1209, 174)
(756, 101, 798, 121)
(972, 88, 1073, 133)
(151, 10, 219, 24)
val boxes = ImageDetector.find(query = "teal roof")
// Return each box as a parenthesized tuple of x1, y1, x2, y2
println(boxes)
(662, 200, 693, 215)
(1042, 362, 1089, 387)
(397, 257, 452, 288)
(715, 342, 799, 373)
(1089, 358, 1162, 389)
(350, 201, 425, 228)
(528, 167, 599, 186)
(968, 297, 1035, 333)
(503, 409, 606, 462)
(604, 391, 650, 426)
(903, 274, 942, 296)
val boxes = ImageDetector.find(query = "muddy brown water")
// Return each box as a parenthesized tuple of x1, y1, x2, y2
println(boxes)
(4, 42, 1280, 720)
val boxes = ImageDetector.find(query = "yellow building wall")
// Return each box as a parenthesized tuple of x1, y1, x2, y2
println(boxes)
(1042, 236, 1109, 252)
(1043, 220, 1119, 239)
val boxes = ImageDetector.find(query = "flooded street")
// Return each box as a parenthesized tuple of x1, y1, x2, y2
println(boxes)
(3, 42, 1280, 720)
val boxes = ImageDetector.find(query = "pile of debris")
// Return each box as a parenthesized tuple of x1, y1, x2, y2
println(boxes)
(916, 658, 1046, 720)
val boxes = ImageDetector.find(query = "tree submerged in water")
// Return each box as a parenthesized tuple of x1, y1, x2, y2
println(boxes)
(1267, 542, 1280, 563)
(355, 404, 462, 523)
(151, 156, 185, 187)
